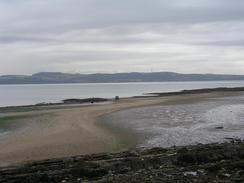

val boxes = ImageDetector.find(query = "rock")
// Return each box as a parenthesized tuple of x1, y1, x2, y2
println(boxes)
(0, 141, 244, 182)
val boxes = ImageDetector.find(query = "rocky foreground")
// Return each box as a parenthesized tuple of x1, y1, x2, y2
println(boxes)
(0, 141, 244, 183)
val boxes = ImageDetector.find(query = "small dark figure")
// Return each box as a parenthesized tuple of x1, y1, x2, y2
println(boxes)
(115, 96, 120, 100)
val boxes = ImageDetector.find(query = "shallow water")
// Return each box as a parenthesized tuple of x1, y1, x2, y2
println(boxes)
(102, 95, 244, 148)
(1, 81, 244, 107)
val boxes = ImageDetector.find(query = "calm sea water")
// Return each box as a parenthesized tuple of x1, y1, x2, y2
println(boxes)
(1, 81, 244, 107)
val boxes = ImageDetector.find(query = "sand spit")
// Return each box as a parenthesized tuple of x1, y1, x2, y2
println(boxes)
(0, 91, 243, 166)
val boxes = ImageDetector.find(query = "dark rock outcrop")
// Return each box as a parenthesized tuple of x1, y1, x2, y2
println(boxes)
(149, 87, 244, 97)
(0, 141, 244, 182)
(63, 98, 109, 104)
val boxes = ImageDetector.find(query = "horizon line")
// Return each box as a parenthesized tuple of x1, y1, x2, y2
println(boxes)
(1, 71, 244, 77)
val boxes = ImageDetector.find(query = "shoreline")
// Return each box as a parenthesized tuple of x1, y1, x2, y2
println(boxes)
(1, 140, 244, 182)
(0, 88, 244, 166)
(1, 86, 244, 110)
(0, 95, 175, 166)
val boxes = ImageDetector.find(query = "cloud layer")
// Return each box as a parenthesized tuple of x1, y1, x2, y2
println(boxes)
(0, 0, 244, 74)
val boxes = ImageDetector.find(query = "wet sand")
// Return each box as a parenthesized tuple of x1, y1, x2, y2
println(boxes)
(0, 92, 242, 166)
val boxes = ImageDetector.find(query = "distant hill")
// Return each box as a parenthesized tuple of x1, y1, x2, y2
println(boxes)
(1, 72, 244, 84)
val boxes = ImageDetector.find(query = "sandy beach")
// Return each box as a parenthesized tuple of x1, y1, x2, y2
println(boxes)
(0, 91, 243, 166)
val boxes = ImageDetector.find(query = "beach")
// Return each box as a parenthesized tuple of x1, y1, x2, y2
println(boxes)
(0, 91, 243, 166)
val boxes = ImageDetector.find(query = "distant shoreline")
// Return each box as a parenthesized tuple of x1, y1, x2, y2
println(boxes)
(1, 80, 244, 85)
(1, 71, 244, 85)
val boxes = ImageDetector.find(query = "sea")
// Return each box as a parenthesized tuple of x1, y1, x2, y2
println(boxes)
(1, 81, 244, 107)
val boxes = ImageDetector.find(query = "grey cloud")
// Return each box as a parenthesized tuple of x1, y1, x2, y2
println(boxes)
(1, 0, 244, 34)
(0, 0, 244, 75)
(1, 0, 244, 44)
(196, 40, 244, 47)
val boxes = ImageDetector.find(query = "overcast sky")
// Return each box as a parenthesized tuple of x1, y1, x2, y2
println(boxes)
(0, 0, 244, 75)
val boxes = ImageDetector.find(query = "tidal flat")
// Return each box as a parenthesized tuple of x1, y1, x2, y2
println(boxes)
(101, 93, 244, 148)
(0, 88, 243, 167)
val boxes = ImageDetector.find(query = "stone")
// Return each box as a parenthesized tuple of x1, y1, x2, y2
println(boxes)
(0, 141, 244, 183)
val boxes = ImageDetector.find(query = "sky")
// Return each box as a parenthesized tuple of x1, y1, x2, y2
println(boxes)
(0, 0, 244, 75)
